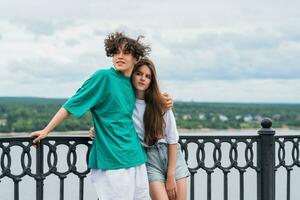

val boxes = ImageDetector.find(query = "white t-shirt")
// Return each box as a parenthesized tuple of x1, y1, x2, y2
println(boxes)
(132, 99, 179, 147)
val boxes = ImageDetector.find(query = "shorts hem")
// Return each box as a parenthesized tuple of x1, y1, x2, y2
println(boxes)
(148, 178, 165, 183)
(148, 173, 190, 183)
(175, 173, 190, 181)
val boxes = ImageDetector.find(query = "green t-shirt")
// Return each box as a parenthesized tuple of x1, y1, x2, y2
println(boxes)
(63, 67, 147, 170)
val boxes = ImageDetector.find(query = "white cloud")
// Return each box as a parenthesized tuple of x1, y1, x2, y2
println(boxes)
(160, 79, 300, 103)
(0, 0, 299, 102)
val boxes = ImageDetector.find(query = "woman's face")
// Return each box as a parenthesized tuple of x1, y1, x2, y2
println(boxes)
(132, 65, 152, 92)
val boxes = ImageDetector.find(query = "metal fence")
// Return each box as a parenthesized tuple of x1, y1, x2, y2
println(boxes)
(0, 119, 299, 200)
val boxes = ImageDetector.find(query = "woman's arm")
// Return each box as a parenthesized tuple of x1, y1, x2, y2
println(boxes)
(31, 107, 70, 143)
(164, 109, 180, 200)
(166, 143, 177, 200)
(167, 144, 177, 177)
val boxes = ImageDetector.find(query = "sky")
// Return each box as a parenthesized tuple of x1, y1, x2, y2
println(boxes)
(0, 0, 299, 103)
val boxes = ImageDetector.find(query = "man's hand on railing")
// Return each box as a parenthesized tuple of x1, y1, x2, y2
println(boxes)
(89, 127, 95, 140)
(31, 129, 49, 144)
(30, 108, 70, 144)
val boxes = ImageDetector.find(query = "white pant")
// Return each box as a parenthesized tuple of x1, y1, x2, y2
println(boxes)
(90, 164, 150, 200)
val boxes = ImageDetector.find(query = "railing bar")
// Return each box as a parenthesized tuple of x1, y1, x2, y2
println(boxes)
(240, 171, 244, 200)
(207, 172, 212, 200)
(180, 136, 260, 140)
(287, 168, 291, 200)
(36, 142, 44, 200)
(60, 177, 65, 200)
(14, 179, 20, 200)
(79, 177, 84, 200)
(0, 135, 262, 143)
(224, 172, 228, 200)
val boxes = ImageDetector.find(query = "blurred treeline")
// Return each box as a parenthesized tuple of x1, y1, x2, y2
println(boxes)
(0, 97, 299, 133)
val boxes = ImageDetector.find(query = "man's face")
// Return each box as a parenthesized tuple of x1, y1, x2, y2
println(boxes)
(112, 46, 138, 77)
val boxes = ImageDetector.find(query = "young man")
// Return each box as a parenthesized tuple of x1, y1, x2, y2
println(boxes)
(31, 32, 152, 199)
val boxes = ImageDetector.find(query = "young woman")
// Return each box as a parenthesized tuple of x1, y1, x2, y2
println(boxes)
(90, 58, 190, 200)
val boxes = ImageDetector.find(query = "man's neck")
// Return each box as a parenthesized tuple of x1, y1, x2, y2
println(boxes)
(119, 67, 133, 77)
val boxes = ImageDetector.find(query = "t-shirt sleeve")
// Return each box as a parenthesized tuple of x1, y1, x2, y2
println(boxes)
(164, 109, 179, 144)
(63, 70, 107, 118)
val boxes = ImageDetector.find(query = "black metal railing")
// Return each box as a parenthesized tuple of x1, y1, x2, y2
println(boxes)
(274, 134, 300, 200)
(0, 119, 299, 200)
(0, 136, 92, 200)
(179, 134, 260, 200)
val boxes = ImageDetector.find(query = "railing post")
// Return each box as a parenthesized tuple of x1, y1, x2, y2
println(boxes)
(35, 141, 44, 200)
(257, 118, 275, 200)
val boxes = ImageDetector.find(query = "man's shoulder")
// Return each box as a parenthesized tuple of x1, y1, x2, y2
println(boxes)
(89, 68, 115, 83)
(93, 67, 113, 77)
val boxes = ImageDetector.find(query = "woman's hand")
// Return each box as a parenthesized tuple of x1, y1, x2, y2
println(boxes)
(31, 129, 49, 144)
(89, 127, 95, 140)
(165, 175, 177, 200)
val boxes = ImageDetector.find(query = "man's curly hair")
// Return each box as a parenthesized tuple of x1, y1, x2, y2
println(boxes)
(104, 32, 151, 60)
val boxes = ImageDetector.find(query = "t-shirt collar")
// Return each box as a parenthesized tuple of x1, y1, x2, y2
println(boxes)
(135, 98, 145, 104)
(110, 67, 130, 80)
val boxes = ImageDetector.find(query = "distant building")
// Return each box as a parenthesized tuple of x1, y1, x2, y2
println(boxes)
(219, 114, 228, 122)
(182, 114, 192, 120)
(273, 114, 281, 120)
(244, 115, 253, 122)
(254, 115, 263, 122)
(211, 116, 216, 122)
(235, 115, 242, 120)
(0, 119, 7, 126)
(198, 114, 206, 120)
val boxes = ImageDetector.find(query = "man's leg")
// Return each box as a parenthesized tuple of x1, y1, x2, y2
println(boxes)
(134, 164, 151, 200)
(90, 168, 134, 200)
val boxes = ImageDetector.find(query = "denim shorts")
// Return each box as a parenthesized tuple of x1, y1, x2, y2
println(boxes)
(145, 143, 190, 183)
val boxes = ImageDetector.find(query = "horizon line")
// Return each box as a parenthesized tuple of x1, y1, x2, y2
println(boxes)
(0, 96, 299, 105)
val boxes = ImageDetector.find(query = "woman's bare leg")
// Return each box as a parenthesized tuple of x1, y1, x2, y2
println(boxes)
(149, 181, 169, 200)
(176, 178, 187, 200)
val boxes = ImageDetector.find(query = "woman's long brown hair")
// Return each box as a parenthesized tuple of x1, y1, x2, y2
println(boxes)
(132, 58, 166, 146)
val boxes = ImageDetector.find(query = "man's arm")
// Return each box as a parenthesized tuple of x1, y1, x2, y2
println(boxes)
(31, 107, 70, 143)
(162, 92, 173, 109)
(89, 127, 95, 140)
